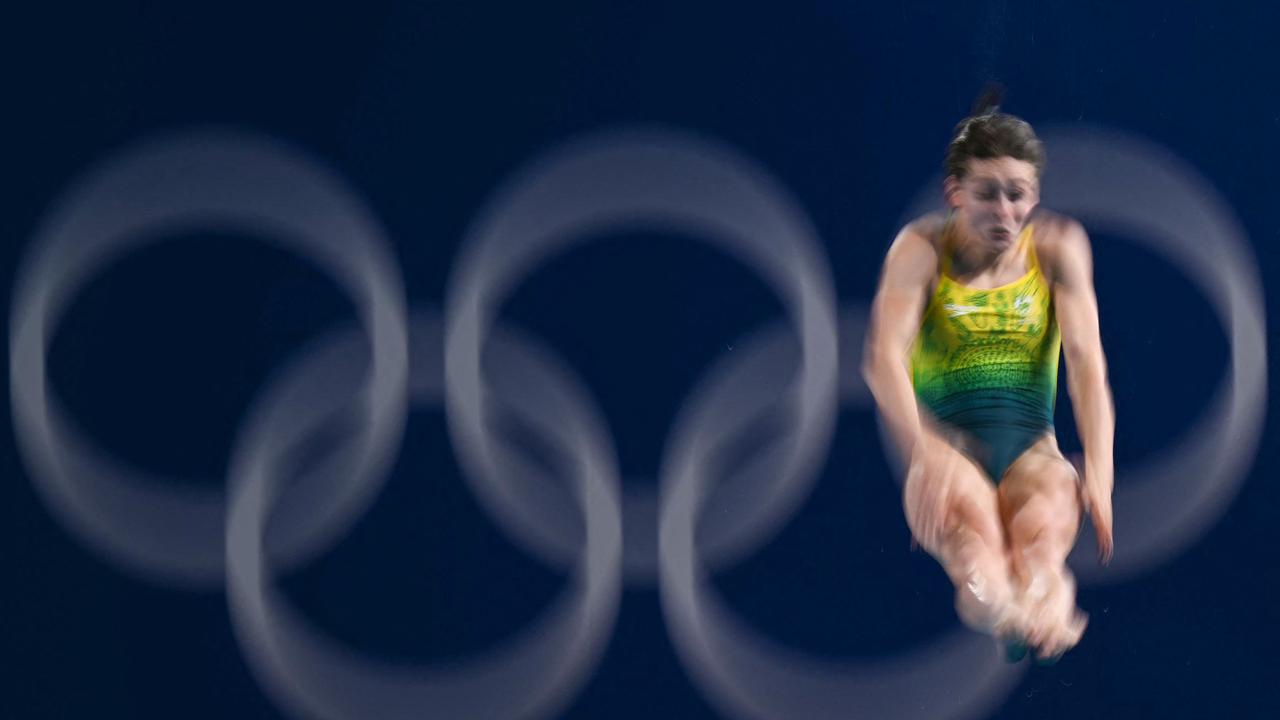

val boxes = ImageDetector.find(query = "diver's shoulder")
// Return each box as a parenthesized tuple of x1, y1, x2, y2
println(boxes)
(1031, 210, 1087, 244)
(882, 212, 946, 281)
(1030, 210, 1091, 279)
(899, 212, 949, 250)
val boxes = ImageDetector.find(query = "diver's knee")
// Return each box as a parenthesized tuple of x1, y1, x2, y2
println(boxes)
(939, 523, 990, 573)
(942, 528, 1010, 627)
(1009, 496, 1075, 555)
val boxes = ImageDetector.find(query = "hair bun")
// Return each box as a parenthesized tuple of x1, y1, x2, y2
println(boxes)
(971, 82, 1006, 116)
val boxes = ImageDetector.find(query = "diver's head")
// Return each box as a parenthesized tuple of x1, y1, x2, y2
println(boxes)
(943, 86, 1043, 253)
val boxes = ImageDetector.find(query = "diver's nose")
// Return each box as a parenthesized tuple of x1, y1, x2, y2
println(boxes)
(995, 195, 1015, 225)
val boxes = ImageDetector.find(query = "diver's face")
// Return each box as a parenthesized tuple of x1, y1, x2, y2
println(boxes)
(946, 157, 1040, 251)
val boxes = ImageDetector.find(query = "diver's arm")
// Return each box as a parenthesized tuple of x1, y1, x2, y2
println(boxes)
(863, 222, 964, 548)
(861, 223, 937, 460)
(1048, 219, 1115, 564)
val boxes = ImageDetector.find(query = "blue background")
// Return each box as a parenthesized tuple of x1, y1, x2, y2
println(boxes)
(4, 1, 1277, 718)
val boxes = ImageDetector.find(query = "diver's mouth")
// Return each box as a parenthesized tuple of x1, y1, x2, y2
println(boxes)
(989, 227, 1012, 242)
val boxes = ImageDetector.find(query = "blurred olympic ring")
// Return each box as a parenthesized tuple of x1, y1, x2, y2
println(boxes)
(226, 309, 624, 720)
(9, 131, 410, 587)
(442, 131, 839, 581)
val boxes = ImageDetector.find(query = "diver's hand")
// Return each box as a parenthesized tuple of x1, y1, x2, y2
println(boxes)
(1076, 457, 1113, 565)
(903, 432, 965, 552)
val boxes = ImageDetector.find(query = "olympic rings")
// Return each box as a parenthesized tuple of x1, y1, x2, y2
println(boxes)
(10, 125, 1264, 719)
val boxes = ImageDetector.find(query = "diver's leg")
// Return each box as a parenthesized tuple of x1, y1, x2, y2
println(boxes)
(998, 435, 1087, 660)
(906, 448, 1026, 640)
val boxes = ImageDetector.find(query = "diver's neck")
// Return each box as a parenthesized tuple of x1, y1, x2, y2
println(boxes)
(949, 224, 1022, 277)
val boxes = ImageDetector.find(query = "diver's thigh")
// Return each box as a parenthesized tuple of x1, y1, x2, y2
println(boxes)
(998, 435, 1082, 541)
(906, 448, 1004, 559)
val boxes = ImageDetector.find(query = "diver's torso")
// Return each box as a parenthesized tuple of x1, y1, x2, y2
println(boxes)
(911, 215, 1062, 427)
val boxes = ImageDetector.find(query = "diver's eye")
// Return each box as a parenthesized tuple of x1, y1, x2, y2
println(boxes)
(1007, 190, 1024, 202)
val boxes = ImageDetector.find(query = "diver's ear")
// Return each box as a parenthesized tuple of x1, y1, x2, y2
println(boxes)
(943, 175, 961, 209)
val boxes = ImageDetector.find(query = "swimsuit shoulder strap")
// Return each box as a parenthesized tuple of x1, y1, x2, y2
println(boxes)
(939, 215, 956, 278)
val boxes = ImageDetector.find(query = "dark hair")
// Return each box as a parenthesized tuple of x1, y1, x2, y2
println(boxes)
(945, 84, 1045, 179)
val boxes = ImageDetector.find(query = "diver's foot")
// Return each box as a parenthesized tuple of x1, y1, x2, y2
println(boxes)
(992, 605, 1034, 663)
(1031, 608, 1087, 662)
(1022, 568, 1087, 661)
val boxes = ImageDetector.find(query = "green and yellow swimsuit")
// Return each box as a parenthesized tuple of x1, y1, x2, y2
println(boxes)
(910, 219, 1061, 482)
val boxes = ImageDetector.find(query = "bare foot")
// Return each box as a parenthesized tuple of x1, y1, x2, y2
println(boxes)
(1035, 607, 1087, 662)
(1021, 568, 1087, 660)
